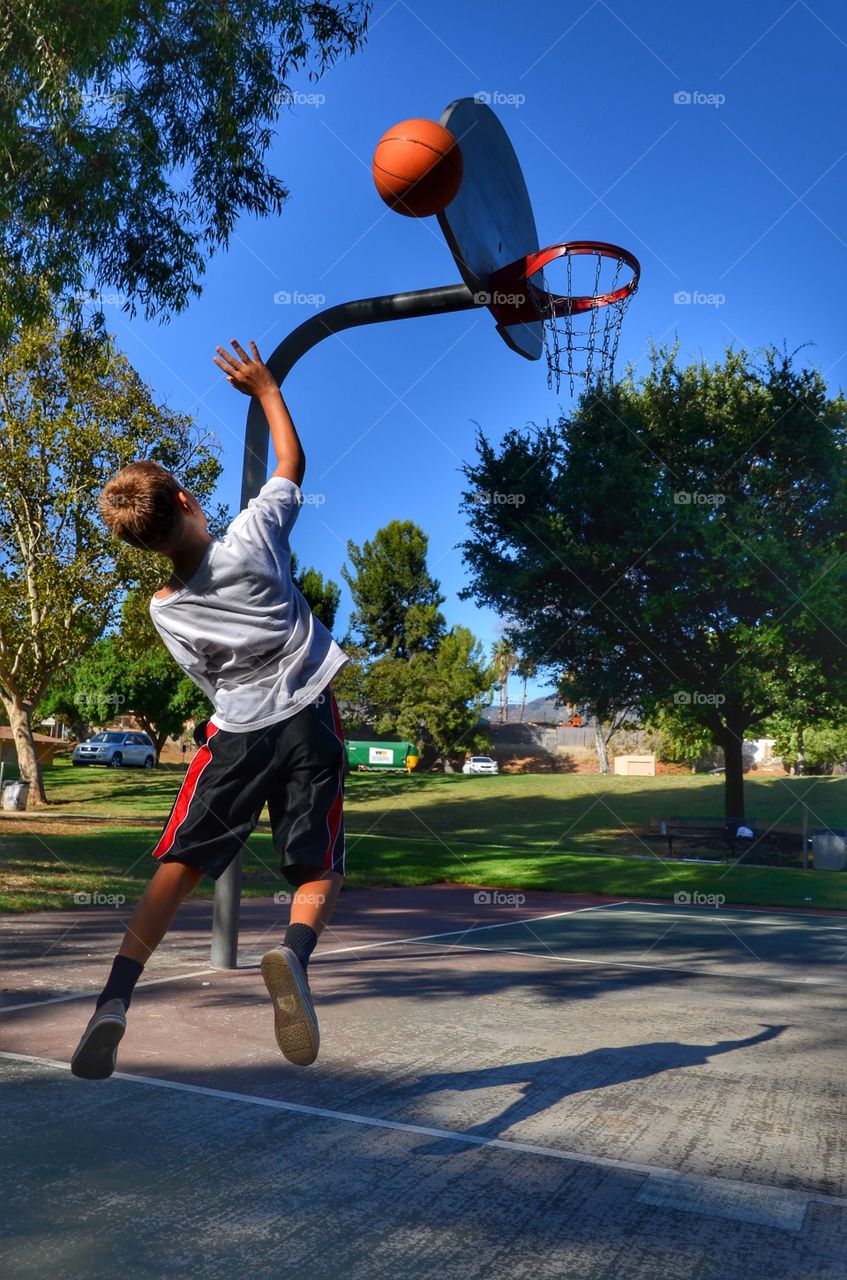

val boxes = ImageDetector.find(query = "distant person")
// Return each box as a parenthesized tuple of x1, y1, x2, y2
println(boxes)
(71, 340, 347, 1079)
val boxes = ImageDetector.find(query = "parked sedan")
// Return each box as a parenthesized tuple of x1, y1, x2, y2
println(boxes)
(462, 755, 500, 775)
(72, 731, 157, 770)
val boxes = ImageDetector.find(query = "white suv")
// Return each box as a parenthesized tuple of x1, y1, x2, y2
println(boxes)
(462, 755, 499, 775)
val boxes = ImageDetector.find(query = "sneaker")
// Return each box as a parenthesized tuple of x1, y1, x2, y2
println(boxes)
(260, 946, 320, 1066)
(71, 998, 127, 1080)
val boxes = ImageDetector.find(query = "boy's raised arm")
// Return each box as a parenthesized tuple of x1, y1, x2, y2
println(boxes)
(213, 339, 306, 486)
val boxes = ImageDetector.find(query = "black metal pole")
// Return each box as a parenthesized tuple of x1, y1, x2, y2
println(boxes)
(210, 281, 478, 969)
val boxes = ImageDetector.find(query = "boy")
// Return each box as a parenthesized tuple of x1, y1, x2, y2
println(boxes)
(71, 339, 348, 1079)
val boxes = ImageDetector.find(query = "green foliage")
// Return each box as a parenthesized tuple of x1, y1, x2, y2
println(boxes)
(462, 346, 847, 814)
(360, 631, 493, 760)
(650, 704, 717, 768)
(0, 0, 371, 337)
(342, 520, 446, 658)
(765, 711, 847, 775)
(337, 522, 493, 760)
(0, 310, 221, 793)
(45, 628, 211, 751)
(290, 551, 340, 631)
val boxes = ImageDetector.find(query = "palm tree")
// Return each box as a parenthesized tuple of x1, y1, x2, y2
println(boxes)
(515, 656, 537, 722)
(491, 639, 516, 722)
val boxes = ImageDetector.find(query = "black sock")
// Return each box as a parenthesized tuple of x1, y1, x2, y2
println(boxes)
(284, 923, 318, 970)
(96, 955, 145, 1010)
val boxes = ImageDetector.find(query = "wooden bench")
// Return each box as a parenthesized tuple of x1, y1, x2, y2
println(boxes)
(648, 816, 808, 864)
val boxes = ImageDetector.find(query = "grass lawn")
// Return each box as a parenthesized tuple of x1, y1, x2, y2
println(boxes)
(1, 758, 845, 912)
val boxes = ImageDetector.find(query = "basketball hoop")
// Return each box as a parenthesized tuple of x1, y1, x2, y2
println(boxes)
(490, 241, 640, 393)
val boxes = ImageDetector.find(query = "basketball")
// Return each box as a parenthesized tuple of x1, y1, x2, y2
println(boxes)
(372, 118, 463, 218)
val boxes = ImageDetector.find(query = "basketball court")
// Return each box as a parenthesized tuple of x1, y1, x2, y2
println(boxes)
(2, 886, 846, 1279)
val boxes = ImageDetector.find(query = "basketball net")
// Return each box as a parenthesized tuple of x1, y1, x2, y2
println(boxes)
(527, 242, 640, 395)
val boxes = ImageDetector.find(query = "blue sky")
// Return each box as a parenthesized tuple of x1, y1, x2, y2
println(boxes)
(106, 0, 847, 702)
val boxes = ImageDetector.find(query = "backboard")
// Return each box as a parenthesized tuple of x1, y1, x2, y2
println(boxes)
(436, 97, 542, 361)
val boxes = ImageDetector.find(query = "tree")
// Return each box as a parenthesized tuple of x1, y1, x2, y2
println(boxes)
(415, 627, 494, 770)
(491, 638, 516, 722)
(461, 347, 847, 818)
(650, 704, 718, 773)
(591, 705, 641, 774)
(291, 551, 341, 632)
(339, 520, 492, 768)
(67, 634, 210, 755)
(342, 520, 445, 658)
(0, 310, 222, 802)
(515, 654, 537, 723)
(0, 1, 370, 338)
(765, 710, 847, 776)
(364, 630, 493, 771)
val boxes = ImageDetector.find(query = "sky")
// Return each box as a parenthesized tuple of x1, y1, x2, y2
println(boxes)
(103, 0, 847, 702)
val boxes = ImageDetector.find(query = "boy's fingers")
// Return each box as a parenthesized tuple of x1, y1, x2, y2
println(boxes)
(230, 339, 251, 363)
(214, 346, 240, 371)
(249, 339, 262, 361)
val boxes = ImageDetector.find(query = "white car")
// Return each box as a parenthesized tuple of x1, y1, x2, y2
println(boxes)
(463, 755, 499, 775)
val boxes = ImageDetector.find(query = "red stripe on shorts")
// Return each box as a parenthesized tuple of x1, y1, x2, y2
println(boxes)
(322, 692, 345, 872)
(152, 723, 220, 860)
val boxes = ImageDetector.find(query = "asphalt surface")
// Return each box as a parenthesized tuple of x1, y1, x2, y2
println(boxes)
(2, 887, 845, 1278)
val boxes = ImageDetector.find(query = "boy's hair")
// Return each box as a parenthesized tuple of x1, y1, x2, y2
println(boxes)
(99, 461, 185, 552)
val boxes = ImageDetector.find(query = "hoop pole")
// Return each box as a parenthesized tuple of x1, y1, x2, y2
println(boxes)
(210, 280, 478, 969)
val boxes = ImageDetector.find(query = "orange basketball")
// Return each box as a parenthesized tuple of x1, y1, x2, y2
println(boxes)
(372, 118, 463, 218)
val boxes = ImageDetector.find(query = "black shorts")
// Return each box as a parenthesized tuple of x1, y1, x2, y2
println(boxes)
(152, 688, 346, 886)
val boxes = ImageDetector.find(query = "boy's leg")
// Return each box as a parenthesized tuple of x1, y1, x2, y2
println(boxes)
(71, 861, 203, 1080)
(282, 869, 344, 969)
(118, 861, 204, 964)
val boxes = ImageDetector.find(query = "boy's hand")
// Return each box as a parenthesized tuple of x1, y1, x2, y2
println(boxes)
(213, 339, 277, 398)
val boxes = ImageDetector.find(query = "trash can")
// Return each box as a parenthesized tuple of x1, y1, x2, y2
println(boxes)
(812, 829, 847, 871)
(2, 781, 30, 811)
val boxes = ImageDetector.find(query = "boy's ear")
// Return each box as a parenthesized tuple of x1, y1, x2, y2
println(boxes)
(176, 489, 193, 513)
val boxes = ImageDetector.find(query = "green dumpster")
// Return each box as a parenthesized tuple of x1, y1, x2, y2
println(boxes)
(345, 740, 416, 771)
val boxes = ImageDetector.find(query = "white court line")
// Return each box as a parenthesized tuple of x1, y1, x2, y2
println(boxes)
(3, 1049, 846, 1216)
(403, 941, 843, 987)
(596, 906, 847, 931)
(0, 968, 217, 1015)
(0, 904, 625, 1013)
(315, 900, 632, 958)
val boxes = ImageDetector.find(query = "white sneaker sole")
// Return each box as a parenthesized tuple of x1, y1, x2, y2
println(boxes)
(261, 947, 320, 1066)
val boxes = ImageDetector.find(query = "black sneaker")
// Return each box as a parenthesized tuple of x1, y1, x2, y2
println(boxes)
(71, 999, 126, 1080)
(260, 946, 320, 1066)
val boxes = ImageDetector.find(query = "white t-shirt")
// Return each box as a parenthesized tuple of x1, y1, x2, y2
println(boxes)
(149, 476, 348, 733)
